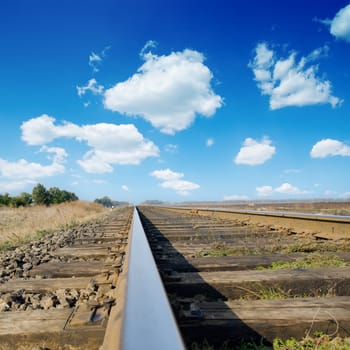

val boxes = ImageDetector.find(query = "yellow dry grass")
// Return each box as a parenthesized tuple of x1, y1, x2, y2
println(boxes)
(0, 201, 108, 250)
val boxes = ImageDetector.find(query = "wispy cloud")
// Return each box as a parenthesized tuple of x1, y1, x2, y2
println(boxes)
(164, 144, 178, 153)
(311, 138, 350, 158)
(140, 40, 158, 58)
(250, 42, 342, 109)
(104, 45, 223, 134)
(234, 137, 275, 165)
(77, 78, 104, 97)
(150, 168, 200, 196)
(21, 115, 159, 174)
(121, 185, 129, 191)
(89, 46, 111, 72)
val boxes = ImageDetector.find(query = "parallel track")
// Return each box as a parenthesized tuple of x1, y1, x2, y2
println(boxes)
(138, 206, 350, 348)
(1, 205, 350, 349)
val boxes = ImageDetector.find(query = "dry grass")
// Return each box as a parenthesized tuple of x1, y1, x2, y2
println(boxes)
(0, 201, 109, 251)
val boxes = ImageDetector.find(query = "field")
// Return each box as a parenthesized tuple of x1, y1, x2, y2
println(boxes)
(0, 201, 109, 251)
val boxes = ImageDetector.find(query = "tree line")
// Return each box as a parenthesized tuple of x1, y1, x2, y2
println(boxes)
(0, 184, 78, 207)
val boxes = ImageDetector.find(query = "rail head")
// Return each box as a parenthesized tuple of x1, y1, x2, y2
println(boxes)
(102, 207, 185, 350)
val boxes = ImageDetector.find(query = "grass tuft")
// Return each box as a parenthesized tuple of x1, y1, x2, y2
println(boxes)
(273, 334, 350, 350)
(196, 243, 239, 257)
(257, 253, 347, 271)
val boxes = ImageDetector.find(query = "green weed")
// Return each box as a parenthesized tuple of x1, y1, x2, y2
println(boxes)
(257, 253, 346, 270)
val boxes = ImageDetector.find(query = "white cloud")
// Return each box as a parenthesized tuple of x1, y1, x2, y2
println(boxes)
(150, 168, 183, 181)
(256, 185, 274, 196)
(223, 194, 249, 201)
(0, 145, 67, 184)
(140, 40, 158, 58)
(340, 192, 350, 198)
(161, 180, 200, 196)
(325, 189, 337, 196)
(323, 4, 350, 42)
(21, 115, 159, 174)
(77, 78, 104, 97)
(89, 46, 111, 72)
(89, 52, 102, 72)
(250, 42, 342, 109)
(104, 47, 223, 134)
(234, 137, 275, 165)
(256, 183, 306, 196)
(121, 185, 129, 191)
(275, 183, 303, 194)
(0, 158, 65, 180)
(164, 144, 178, 153)
(206, 138, 214, 147)
(21, 114, 80, 145)
(150, 168, 200, 196)
(311, 138, 350, 158)
(0, 180, 36, 193)
(40, 146, 68, 163)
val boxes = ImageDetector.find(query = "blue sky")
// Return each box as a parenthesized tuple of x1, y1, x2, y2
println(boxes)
(1, 0, 350, 203)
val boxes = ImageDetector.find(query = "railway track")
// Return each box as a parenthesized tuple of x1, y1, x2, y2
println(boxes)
(0, 205, 350, 349)
(137, 206, 350, 348)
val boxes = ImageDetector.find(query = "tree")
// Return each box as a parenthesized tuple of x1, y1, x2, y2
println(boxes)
(32, 183, 51, 206)
(94, 196, 113, 207)
(10, 192, 32, 207)
(48, 187, 78, 204)
(0, 193, 11, 206)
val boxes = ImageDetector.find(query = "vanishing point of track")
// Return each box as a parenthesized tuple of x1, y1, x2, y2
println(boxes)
(1, 205, 350, 349)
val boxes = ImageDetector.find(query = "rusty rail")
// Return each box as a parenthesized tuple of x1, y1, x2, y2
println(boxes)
(102, 207, 185, 350)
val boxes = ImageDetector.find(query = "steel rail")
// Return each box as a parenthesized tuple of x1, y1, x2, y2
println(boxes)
(156, 206, 350, 239)
(102, 207, 185, 350)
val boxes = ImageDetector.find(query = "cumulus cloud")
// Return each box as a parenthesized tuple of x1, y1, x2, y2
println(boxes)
(322, 4, 350, 42)
(310, 138, 350, 158)
(0, 157, 65, 180)
(121, 185, 129, 191)
(234, 137, 275, 165)
(150, 168, 200, 196)
(21, 115, 159, 174)
(250, 42, 342, 109)
(256, 183, 306, 196)
(0, 144, 67, 186)
(77, 78, 104, 97)
(104, 47, 223, 134)
(21, 115, 82, 145)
